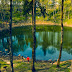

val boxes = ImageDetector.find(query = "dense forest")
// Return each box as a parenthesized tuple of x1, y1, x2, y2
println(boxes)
(0, 0, 72, 28)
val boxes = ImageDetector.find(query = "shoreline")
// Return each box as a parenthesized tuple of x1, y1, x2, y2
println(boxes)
(0, 55, 72, 72)
(0, 21, 72, 31)
(0, 55, 72, 65)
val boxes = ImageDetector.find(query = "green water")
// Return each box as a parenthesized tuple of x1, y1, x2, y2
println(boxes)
(0, 25, 72, 61)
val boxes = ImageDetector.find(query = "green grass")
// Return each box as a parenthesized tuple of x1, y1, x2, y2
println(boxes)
(64, 18, 72, 25)
(1, 60, 71, 72)
(15, 62, 31, 72)
(0, 59, 10, 69)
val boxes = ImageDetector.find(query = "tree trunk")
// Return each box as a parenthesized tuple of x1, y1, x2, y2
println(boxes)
(68, 11, 69, 19)
(53, 10, 54, 19)
(1, 8, 4, 28)
(47, 1, 49, 20)
(64, 10, 66, 19)
(32, 0, 36, 72)
(9, 0, 14, 72)
(57, 0, 64, 67)
(55, 7, 56, 15)
(1, 12, 4, 27)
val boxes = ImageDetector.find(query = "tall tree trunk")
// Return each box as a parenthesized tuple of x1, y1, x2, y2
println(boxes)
(32, 0, 36, 72)
(57, 0, 64, 67)
(9, 0, 14, 72)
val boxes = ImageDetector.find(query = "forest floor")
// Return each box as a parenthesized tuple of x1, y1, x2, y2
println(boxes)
(0, 56, 72, 72)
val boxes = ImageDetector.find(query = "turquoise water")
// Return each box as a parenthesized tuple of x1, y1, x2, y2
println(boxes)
(0, 25, 72, 61)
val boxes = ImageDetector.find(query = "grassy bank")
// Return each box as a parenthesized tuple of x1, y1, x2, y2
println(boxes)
(0, 58, 71, 72)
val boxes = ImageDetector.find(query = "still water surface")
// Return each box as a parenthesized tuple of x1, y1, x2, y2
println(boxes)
(0, 26, 72, 61)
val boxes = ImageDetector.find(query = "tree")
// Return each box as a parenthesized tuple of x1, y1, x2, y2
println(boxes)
(57, 0, 64, 67)
(0, 0, 5, 27)
(9, 0, 14, 72)
(42, 32, 49, 56)
(32, 0, 36, 72)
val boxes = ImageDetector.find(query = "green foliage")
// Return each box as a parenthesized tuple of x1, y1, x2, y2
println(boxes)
(64, 18, 72, 25)
(23, 0, 32, 16)
(12, 17, 25, 23)
(0, 0, 72, 25)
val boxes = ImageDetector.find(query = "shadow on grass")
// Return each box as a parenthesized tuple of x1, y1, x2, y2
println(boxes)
(56, 61, 71, 72)
(36, 61, 71, 72)
(36, 66, 52, 72)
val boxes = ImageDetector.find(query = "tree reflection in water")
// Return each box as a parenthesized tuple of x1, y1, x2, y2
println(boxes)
(0, 26, 72, 60)
(48, 46, 56, 54)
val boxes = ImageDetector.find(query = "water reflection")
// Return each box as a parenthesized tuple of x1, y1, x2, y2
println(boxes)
(48, 46, 56, 54)
(0, 26, 72, 61)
